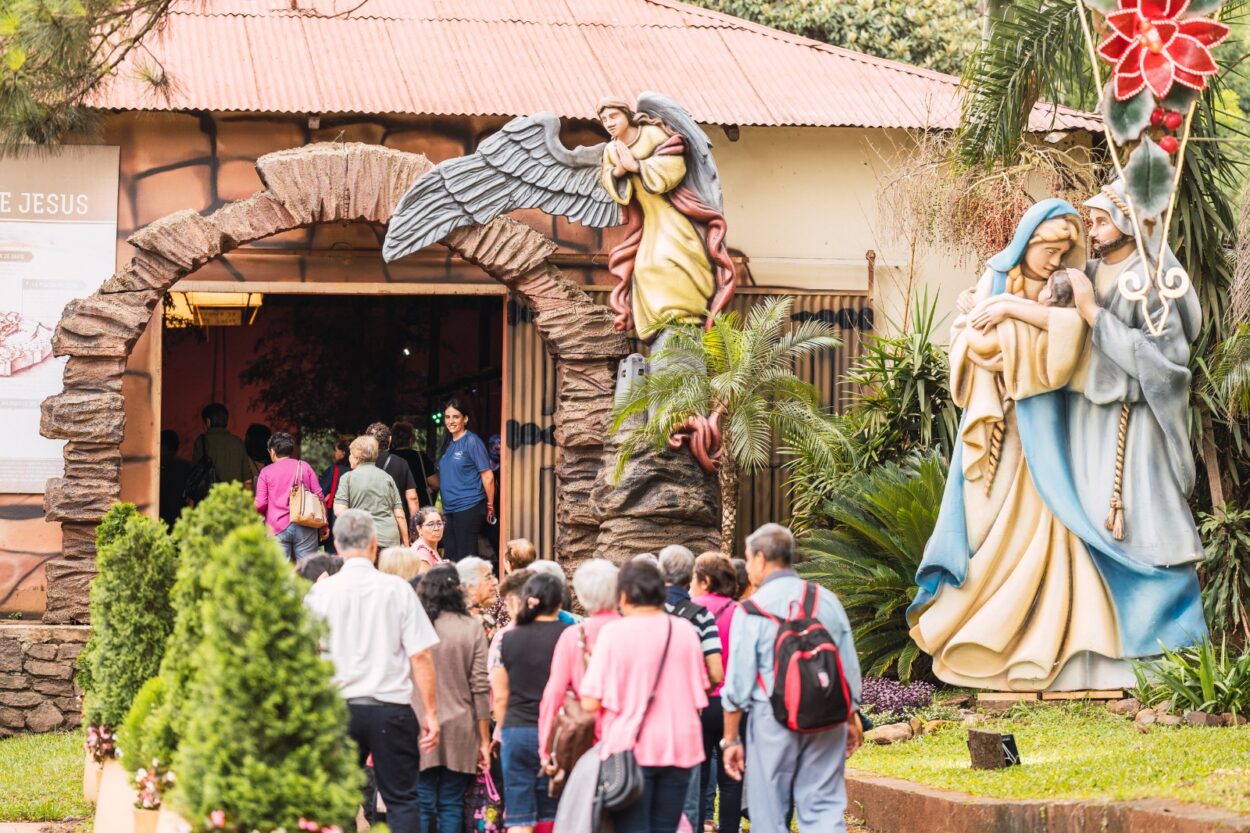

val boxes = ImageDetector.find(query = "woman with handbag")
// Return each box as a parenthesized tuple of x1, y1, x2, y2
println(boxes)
(494, 573, 569, 832)
(254, 431, 325, 563)
(538, 560, 621, 795)
(579, 560, 709, 833)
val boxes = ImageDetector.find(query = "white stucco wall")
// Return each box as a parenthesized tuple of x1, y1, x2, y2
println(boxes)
(713, 126, 984, 340)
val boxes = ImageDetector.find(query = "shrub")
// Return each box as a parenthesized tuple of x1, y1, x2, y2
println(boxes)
(861, 676, 936, 713)
(798, 454, 945, 683)
(120, 676, 174, 774)
(1198, 506, 1250, 645)
(151, 483, 265, 758)
(76, 503, 140, 698)
(1132, 638, 1250, 717)
(173, 525, 362, 832)
(77, 506, 177, 730)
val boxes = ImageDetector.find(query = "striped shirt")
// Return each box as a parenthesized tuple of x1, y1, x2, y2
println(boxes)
(665, 585, 722, 659)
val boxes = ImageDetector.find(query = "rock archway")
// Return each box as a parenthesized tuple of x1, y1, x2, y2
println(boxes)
(38, 142, 638, 623)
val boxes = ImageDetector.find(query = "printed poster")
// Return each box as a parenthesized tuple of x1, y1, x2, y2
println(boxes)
(0, 146, 120, 492)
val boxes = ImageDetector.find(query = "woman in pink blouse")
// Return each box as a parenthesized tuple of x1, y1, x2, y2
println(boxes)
(691, 553, 743, 833)
(253, 432, 324, 564)
(580, 560, 708, 833)
(411, 505, 445, 568)
(538, 559, 621, 778)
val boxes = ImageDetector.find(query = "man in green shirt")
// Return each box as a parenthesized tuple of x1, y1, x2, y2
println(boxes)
(191, 402, 253, 488)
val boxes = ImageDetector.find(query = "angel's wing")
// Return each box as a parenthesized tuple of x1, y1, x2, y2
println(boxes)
(383, 113, 619, 262)
(635, 91, 723, 213)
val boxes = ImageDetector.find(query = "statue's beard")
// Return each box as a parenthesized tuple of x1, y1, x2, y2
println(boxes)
(1092, 233, 1133, 257)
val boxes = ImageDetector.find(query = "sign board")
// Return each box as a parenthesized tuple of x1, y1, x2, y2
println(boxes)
(0, 146, 120, 492)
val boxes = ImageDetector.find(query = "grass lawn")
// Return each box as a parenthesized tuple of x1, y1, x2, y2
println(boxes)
(0, 730, 90, 822)
(851, 702, 1250, 814)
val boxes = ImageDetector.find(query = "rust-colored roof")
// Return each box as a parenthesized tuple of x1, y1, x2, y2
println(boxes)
(92, 0, 1100, 131)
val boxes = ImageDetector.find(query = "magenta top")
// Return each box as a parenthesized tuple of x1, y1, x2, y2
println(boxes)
(691, 593, 739, 696)
(255, 457, 324, 533)
(580, 612, 708, 769)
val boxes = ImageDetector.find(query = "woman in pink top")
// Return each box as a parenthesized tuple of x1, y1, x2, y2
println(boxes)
(411, 506, 445, 568)
(253, 432, 324, 563)
(691, 553, 744, 833)
(537, 559, 621, 779)
(580, 560, 708, 833)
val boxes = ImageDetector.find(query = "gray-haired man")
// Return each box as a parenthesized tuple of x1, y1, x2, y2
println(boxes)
(721, 523, 863, 833)
(305, 509, 441, 833)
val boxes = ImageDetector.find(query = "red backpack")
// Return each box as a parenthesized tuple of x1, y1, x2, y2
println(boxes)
(742, 581, 852, 733)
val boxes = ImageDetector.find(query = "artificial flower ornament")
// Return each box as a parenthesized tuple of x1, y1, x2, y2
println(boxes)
(1097, 0, 1229, 99)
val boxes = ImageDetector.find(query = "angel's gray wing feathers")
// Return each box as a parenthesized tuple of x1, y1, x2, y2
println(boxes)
(635, 91, 724, 214)
(383, 113, 617, 262)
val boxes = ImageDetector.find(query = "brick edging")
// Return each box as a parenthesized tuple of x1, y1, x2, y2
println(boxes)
(846, 771, 1250, 833)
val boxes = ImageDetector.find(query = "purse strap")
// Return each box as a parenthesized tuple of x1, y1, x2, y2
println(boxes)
(631, 618, 672, 748)
(577, 625, 590, 670)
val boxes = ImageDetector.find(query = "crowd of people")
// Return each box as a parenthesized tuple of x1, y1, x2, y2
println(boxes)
(302, 510, 863, 833)
(164, 399, 865, 832)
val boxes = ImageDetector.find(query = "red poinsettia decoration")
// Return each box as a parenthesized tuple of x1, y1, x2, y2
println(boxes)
(1098, 0, 1229, 100)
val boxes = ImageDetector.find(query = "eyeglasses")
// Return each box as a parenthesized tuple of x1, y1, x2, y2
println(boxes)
(423, 521, 445, 529)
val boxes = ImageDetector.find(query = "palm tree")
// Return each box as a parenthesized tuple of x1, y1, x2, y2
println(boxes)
(610, 296, 842, 552)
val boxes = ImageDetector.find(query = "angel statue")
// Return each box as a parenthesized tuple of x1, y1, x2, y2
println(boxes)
(382, 92, 736, 340)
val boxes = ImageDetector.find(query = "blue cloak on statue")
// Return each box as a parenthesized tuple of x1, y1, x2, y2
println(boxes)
(907, 198, 1206, 671)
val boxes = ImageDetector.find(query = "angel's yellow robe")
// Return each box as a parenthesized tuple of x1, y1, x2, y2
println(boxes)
(910, 275, 1124, 690)
(602, 124, 714, 336)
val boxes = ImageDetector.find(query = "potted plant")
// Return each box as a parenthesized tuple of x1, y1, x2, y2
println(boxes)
(82, 724, 115, 803)
(133, 760, 175, 833)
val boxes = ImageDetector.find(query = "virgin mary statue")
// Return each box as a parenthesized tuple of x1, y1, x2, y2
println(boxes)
(908, 199, 1207, 691)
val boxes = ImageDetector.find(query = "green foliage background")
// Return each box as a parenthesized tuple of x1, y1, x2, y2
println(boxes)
(685, 0, 981, 75)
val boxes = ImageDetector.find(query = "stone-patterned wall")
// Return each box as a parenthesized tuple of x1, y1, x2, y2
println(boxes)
(0, 622, 86, 735)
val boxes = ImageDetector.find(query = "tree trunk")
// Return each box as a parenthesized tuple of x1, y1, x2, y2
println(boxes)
(1201, 408, 1226, 517)
(719, 460, 739, 556)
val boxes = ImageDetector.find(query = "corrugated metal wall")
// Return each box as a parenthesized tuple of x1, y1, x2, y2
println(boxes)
(503, 290, 873, 559)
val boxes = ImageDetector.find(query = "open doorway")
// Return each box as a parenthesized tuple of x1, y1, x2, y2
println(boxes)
(158, 293, 505, 556)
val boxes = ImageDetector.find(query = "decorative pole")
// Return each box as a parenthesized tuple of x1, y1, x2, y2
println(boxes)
(1073, 0, 1228, 335)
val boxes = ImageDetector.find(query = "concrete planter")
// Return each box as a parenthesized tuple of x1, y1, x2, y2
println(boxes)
(134, 807, 160, 833)
(82, 751, 103, 803)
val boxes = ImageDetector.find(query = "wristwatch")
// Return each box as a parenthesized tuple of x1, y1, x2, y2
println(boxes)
(719, 737, 743, 751)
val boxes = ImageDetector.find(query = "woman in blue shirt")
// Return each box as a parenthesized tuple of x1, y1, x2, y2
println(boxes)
(437, 398, 495, 561)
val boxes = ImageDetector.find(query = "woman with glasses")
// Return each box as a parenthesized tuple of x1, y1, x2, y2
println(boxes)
(413, 505, 446, 568)
(436, 398, 495, 561)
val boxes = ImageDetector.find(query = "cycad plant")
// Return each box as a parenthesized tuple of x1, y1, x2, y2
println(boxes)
(797, 454, 947, 683)
(1198, 506, 1250, 645)
(612, 296, 842, 551)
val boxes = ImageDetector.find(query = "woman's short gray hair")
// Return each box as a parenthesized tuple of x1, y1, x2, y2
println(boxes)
(456, 556, 491, 588)
(349, 434, 379, 463)
(528, 559, 567, 585)
(658, 545, 695, 587)
(333, 509, 376, 552)
(573, 559, 619, 614)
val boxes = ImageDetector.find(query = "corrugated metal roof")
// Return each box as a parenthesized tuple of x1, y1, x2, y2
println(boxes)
(90, 0, 1100, 131)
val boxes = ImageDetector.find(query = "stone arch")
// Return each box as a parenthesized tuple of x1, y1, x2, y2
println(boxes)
(38, 142, 631, 622)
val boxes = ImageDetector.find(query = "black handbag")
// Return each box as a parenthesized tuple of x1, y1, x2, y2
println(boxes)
(596, 618, 672, 814)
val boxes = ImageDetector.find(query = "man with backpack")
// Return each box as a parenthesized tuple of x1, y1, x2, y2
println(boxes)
(720, 523, 863, 833)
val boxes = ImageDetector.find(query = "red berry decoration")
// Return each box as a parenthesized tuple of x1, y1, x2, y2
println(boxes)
(1150, 107, 1166, 126)
(1159, 135, 1180, 154)
(1164, 111, 1184, 130)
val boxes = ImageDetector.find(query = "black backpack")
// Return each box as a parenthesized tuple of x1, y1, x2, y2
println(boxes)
(742, 581, 851, 733)
(183, 436, 218, 503)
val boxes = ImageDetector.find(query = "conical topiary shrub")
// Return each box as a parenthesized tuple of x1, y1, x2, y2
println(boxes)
(150, 483, 264, 759)
(76, 502, 140, 702)
(77, 505, 178, 733)
(173, 525, 362, 832)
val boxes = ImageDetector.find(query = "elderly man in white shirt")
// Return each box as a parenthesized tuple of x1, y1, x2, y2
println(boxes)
(305, 509, 441, 833)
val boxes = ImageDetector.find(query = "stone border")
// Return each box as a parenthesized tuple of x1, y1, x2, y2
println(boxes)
(39, 142, 630, 623)
(846, 772, 1250, 833)
(0, 623, 87, 735)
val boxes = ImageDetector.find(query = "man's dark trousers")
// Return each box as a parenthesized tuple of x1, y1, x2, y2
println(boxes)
(348, 702, 422, 833)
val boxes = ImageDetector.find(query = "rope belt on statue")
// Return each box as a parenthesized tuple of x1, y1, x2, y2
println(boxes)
(1105, 402, 1131, 541)
(983, 400, 1012, 497)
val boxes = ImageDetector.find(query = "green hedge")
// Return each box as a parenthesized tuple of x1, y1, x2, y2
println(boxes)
(77, 505, 177, 729)
(173, 525, 362, 832)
